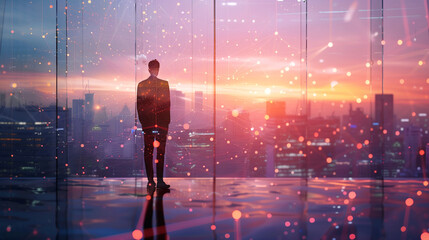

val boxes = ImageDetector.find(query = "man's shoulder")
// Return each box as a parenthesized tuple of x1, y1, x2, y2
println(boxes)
(138, 77, 151, 85)
(159, 79, 169, 86)
(138, 77, 168, 84)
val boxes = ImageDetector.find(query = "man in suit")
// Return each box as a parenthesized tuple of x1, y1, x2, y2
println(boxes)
(137, 59, 170, 189)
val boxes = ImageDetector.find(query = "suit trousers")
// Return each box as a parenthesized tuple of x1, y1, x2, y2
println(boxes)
(143, 127, 168, 181)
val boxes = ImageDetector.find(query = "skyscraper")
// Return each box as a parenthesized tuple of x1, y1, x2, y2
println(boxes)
(0, 93, 5, 108)
(170, 89, 186, 128)
(194, 91, 203, 112)
(266, 101, 286, 119)
(72, 99, 84, 143)
(85, 93, 95, 126)
(375, 94, 394, 136)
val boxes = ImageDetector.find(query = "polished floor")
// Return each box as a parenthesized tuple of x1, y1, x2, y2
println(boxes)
(1, 178, 429, 239)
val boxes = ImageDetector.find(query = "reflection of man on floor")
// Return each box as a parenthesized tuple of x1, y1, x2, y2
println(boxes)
(143, 188, 169, 240)
(137, 59, 170, 189)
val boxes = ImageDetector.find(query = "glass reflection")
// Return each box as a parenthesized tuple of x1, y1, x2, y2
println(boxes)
(0, 0, 429, 239)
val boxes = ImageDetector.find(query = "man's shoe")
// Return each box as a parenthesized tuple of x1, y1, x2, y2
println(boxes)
(157, 181, 170, 189)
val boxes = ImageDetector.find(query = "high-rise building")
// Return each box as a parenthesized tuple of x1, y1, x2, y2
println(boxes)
(403, 125, 422, 176)
(0, 93, 5, 108)
(72, 99, 84, 143)
(170, 89, 186, 128)
(217, 110, 251, 177)
(375, 94, 394, 136)
(266, 101, 286, 119)
(166, 129, 214, 177)
(9, 91, 22, 108)
(0, 105, 67, 177)
(85, 93, 95, 126)
(194, 91, 203, 112)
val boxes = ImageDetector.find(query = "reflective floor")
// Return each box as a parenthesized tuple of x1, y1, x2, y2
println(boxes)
(1, 178, 429, 240)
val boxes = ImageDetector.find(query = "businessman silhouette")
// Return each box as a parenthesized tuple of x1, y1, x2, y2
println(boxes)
(137, 59, 170, 189)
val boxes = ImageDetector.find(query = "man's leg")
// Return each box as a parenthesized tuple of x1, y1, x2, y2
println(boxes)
(144, 131, 155, 185)
(155, 131, 167, 182)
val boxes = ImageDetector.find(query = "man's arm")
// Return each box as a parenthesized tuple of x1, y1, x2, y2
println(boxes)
(137, 83, 144, 119)
(166, 82, 171, 124)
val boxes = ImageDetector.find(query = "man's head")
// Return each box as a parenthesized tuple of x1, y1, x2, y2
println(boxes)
(148, 59, 160, 76)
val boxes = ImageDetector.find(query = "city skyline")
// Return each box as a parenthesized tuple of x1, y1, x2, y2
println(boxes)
(0, 0, 428, 120)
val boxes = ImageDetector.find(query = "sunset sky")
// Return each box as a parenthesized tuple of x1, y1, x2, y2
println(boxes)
(1, 0, 428, 125)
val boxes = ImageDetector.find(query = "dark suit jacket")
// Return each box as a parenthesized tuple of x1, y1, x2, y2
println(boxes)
(137, 76, 171, 130)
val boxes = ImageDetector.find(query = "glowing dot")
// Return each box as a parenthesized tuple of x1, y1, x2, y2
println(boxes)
(309, 217, 315, 223)
(381, 40, 386, 45)
(80, 144, 84, 148)
(132, 230, 143, 240)
(417, 191, 422, 196)
(232, 210, 242, 220)
(274, 31, 278, 35)
(356, 98, 361, 104)
(153, 140, 160, 148)
(232, 109, 239, 117)
(210, 137, 214, 141)
(298, 136, 304, 142)
(225, 233, 230, 239)
(423, 181, 428, 186)
(405, 198, 414, 207)
(366, 62, 370, 68)
(418, 60, 424, 66)
(368, 153, 373, 159)
(399, 79, 405, 84)
(377, 60, 382, 65)
(265, 88, 271, 95)
(349, 191, 356, 199)
(326, 157, 332, 164)
(325, 138, 330, 143)
(210, 225, 216, 231)
(10, 30, 14, 34)
(412, 112, 417, 117)
(11, 83, 17, 88)
(183, 123, 190, 130)
(49, 5, 53, 8)
(267, 213, 272, 218)
(285, 221, 291, 227)
(419, 150, 425, 156)
(328, 42, 333, 48)
(421, 232, 429, 240)
(6, 225, 11, 232)
(187, 172, 191, 176)
(426, 78, 429, 84)
(306, 141, 311, 146)
(346, 72, 352, 77)
(349, 233, 356, 240)
(255, 131, 259, 136)
(401, 226, 406, 232)
(265, 115, 270, 120)
(275, 168, 279, 173)
(397, 39, 403, 45)
(365, 80, 370, 85)
(356, 143, 363, 149)
(347, 215, 353, 222)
